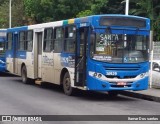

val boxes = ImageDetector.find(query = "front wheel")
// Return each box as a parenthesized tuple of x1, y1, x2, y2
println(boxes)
(63, 72, 75, 96)
(107, 91, 119, 97)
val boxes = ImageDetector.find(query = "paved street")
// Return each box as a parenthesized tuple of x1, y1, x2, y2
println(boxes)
(0, 73, 160, 124)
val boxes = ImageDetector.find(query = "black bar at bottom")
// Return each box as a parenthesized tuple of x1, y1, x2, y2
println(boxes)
(0, 115, 160, 121)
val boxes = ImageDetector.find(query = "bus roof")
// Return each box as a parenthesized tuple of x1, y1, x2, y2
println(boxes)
(6, 14, 150, 31)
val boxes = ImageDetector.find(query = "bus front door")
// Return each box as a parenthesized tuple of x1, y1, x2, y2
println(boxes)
(75, 27, 88, 86)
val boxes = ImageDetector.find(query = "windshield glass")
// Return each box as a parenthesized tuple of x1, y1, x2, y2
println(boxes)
(91, 32, 149, 63)
(0, 42, 5, 57)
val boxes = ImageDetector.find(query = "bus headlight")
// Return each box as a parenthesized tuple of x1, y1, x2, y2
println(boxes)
(93, 73, 97, 77)
(140, 73, 145, 78)
(139, 72, 148, 79)
(89, 71, 105, 80)
(98, 74, 102, 78)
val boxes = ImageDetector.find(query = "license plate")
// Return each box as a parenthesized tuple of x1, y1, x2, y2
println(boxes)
(117, 82, 126, 86)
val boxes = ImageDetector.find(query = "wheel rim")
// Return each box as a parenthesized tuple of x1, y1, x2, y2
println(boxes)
(64, 77, 71, 91)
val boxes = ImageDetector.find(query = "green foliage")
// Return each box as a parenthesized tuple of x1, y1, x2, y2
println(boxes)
(0, 0, 9, 28)
(130, 0, 154, 20)
(76, 10, 93, 18)
(91, 0, 108, 14)
(0, 0, 25, 28)
(129, 0, 160, 41)
(24, 0, 92, 23)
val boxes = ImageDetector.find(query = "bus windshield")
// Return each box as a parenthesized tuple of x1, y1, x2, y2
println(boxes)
(91, 32, 149, 63)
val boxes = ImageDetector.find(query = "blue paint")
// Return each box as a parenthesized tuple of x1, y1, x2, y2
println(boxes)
(0, 29, 6, 72)
(86, 59, 149, 91)
(60, 53, 75, 68)
(6, 26, 28, 59)
(75, 15, 150, 91)
(74, 14, 150, 30)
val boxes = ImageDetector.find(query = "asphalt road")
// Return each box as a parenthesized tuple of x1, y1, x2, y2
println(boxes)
(0, 72, 160, 124)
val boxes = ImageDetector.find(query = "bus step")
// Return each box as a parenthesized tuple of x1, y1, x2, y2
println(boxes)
(35, 79, 42, 85)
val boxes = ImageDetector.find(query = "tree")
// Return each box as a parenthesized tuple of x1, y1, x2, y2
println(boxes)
(129, 0, 160, 40)
(76, 10, 93, 18)
(0, 0, 25, 28)
(130, 0, 154, 22)
(24, 0, 92, 23)
(90, 0, 125, 15)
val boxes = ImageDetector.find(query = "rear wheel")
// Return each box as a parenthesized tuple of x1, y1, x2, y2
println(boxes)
(63, 72, 74, 96)
(21, 66, 32, 84)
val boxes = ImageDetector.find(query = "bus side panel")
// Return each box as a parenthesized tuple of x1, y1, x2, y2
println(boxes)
(53, 53, 62, 84)
(41, 52, 54, 83)
(60, 53, 75, 87)
(6, 50, 15, 74)
(6, 56, 13, 73)
(17, 52, 34, 79)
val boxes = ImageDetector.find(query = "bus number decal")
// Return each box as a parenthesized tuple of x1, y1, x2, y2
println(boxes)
(106, 72, 117, 76)
(80, 23, 87, 27)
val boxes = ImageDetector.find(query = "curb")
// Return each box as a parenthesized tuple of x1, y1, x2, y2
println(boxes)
(119, 91, 160, 103)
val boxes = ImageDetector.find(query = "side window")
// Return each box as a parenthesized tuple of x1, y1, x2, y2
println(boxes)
(26, 30, 33, 51)
(54, 27, 63, 52)
(64, 26, 76, 53)
(6, 33, 12, 50)
(43, 28, 53, 52)
(0, 41, 5, 54)
(19, 31, 26, 51)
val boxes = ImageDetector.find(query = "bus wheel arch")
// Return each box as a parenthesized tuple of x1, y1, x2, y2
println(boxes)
(21, 63, 26, 73)
(60, 68, 75, 96)
(60, 68, 68, 85)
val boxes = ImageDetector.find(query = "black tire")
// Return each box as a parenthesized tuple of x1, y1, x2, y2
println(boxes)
(63, 72, 74, 96)
(21, 66, 31, 84)
(107, 91, 119, 97)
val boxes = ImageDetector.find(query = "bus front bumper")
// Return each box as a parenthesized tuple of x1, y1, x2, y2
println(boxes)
(87, 72, 148, 91)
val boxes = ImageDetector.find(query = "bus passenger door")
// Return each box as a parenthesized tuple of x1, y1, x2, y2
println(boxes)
(75, 27, 89, 86)
(35, 32, 42, 78)
(13, 33, 18, 74)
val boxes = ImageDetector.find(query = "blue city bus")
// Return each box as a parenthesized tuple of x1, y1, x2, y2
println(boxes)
(6, 14, 150, 96)
(0, 29, 6, 72)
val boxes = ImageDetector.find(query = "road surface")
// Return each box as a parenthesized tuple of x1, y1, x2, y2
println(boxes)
(0, 73, 160, 124)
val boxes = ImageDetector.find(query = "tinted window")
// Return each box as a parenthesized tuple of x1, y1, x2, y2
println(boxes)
(43, 28, 53, 52)
(64, 26, 76, 53)
(19, 30, 33, 51)
(6, 33, 12, 50)
(26, 30, 33, 51)
(54, 27, 63, 52)
(19, 31, 26, 50)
